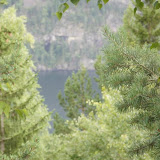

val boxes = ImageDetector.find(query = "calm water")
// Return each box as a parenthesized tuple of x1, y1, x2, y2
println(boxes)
(38, 70, 99, 130)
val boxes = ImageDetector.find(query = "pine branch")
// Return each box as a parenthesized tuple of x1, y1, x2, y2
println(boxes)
(130, 133, 160, 155)
(103, 28, 157, 77)
(0, 113, 50, 143)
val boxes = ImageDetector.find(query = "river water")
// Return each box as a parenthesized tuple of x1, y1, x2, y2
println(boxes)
(38, 70, 99, 131)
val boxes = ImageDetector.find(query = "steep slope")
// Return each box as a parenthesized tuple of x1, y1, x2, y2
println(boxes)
(6, 0, 129, 70)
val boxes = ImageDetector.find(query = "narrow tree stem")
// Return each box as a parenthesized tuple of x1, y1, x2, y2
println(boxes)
(1, 113, 5, 154)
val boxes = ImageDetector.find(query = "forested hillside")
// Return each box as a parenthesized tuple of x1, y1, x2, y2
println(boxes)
(1, 0, 160, 159)
(6, 0, 128, 70)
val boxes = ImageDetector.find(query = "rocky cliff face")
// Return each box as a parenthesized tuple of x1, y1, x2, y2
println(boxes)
(9, 0, 129, 70)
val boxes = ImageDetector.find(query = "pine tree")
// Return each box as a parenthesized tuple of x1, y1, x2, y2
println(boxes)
(95, 27, 160, 156)
(53, 113, 71, 135)
(0, 7, 49, 155)
(46, 88, 153, 160)
(123, 0, 160, 46)
(58, 67, 100, 119)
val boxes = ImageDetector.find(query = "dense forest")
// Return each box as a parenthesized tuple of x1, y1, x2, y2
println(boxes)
(5, 0, 128, 70)
(0, 0, 160, 159)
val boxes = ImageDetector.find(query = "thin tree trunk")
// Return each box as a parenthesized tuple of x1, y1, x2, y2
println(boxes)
(81, 107, 85, 114)
(1, 114, 5, 153)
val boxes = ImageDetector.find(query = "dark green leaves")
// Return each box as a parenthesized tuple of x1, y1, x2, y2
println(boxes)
(154, 1, 160, 9)
(0, 0, 7, 5)
(71, 0, 80, 5)
(63, 3, 69, 12)
(98, 3, 103, 9)
(98, 0, 103, 9)
(56, 0, 110, 20)
(56, 2, 69, 20)
(157, 77, 160, 84)
(150, 42, 160, 49)
(97, 0, 110, 10)
(56, 12, 62, 20)
(103, 0, 109, 4)
(136, 0, 144, 9)
(58, 3, 69, 13)
(134, 7, 137, 14)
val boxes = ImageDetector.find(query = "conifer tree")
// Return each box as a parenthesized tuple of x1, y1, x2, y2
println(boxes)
(123, 0, 160, 47)
(58, 67, 100, 119)
(46, 88, 153, 160)
(95, 27, 160, 156)
(0, 7, 49, 155)
(54, 67, 100, 134)
(53, 113, 71, 135)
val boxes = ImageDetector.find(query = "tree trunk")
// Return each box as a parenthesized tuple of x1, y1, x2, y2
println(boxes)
(1, 114, 5, 153)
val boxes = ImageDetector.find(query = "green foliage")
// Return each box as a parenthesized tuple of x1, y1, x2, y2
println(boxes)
(56, 0, 110, 20)
(58, 67, 100, 119)
(123, 0, 160, 47)
(54, 67, 100, 135)
(0, 0, 7, 5)
(53, 113, 71, 135)
(0, 101, 10, 118)
(57, 0, 160, 20)
(56, 12, 62, 20)
(70, 0, 80, 6)
(0, 7, 50, 154)
(45, 88, 153, 160)
(95, 27, 160, 156)
(0, 134, 49, 160)
(135, 0, 144, 10)
(154, 1, 160, 9)
(0, 139, 39, 160)
(58, 2, 69, 15)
